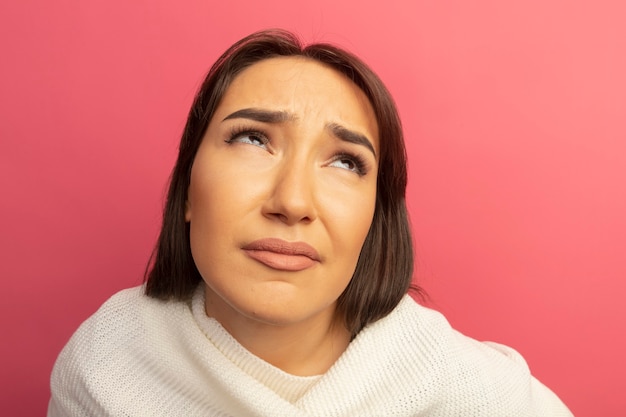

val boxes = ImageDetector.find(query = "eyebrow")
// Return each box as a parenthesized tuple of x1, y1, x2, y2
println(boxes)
(222, 107, 376, 158)
(222, 108, 296, 123)
(326, 122, 376, 158)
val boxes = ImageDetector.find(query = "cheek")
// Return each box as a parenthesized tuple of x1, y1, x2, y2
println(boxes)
(186, 166, 227, 257)
(186, 155, 262, 256)
(187, 179, 236, 236)
(186, 155, 240, 222)
(326, 184, 377, 256)
(351, 203, 376, 253)
(184, 199, 192, 222)
(186, 177, 239, 286)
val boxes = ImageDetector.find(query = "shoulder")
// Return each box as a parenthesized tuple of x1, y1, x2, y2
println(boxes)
(354, 295, 573, 415)
(55, 286, 173, 356)
(48, 286, 191, 416)
(383, 296, 537, 383)
(50, 286, 165, 382)
(386, 295, 527, 360)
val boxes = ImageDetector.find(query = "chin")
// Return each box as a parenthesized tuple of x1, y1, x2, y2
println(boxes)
(204, 280, 341, 329)
(244, 299, 332, 326)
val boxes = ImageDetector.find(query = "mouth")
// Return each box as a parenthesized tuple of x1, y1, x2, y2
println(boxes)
(242, 238, 320, 271)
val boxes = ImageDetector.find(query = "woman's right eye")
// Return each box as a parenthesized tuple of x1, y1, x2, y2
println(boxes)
(227, 131, 269, 149)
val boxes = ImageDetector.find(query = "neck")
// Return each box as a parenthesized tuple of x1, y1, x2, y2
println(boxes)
(204, 286, 351, 376)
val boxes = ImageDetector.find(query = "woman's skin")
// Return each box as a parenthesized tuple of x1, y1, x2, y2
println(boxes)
(185, 57, 380, 376)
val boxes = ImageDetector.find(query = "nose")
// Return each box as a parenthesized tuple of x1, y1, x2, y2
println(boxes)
(261, 158, 318, 225)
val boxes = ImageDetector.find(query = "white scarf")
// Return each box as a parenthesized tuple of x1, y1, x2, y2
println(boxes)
(49, 286, 572, 416)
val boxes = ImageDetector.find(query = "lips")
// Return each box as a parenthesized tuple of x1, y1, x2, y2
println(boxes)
(242, 238, 320, 271)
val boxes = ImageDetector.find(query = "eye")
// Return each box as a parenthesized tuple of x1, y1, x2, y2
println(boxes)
(328, 153, 368, 176)
(226, 128, 269, 149)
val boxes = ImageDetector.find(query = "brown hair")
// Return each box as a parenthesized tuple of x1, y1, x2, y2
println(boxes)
(145, 29, 420, 336)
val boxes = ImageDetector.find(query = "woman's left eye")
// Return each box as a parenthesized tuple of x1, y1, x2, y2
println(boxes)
(329, 154, 366, 176)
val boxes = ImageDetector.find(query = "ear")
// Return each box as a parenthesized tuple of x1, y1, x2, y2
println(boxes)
(184, 199, 191, 222)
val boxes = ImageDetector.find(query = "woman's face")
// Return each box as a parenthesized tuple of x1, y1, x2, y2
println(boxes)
(185, 57, 379, 331)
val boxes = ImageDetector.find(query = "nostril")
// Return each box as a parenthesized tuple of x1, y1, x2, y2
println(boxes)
(261, 172, 318, 224)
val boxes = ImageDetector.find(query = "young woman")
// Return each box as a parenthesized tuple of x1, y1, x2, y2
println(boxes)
(49, 29, 573, 416)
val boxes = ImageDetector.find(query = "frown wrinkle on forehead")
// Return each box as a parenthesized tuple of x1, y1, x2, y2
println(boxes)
(221, 106, 376, 158)
(216, 57, 379, 152)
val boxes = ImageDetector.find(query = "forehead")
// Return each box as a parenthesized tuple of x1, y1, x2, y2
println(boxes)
(215, 57, 379, 149)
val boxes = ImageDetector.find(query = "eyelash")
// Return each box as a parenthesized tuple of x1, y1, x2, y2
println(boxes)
(225, 124, 370, 176)
(331, 152, 369, 176)
(226, 125, 269, 147)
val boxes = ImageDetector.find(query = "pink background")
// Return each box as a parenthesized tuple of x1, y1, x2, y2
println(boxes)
(1, 1, 624, 415)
